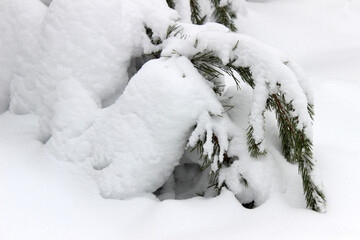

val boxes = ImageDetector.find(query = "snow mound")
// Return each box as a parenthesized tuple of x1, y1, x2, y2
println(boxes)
(164, 23, 313, 148)
(6, 0, 316, 205)
(48, 57, 223, 199)
(0, 0, 46, 113)
(10, 0, 178, 140)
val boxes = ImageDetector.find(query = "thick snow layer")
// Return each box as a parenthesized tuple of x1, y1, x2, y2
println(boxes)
(218, 85, 281, 205)
(5, 0, 308, 202)
(1, 0, 360, 239)
(0, 0, 46, 113)
(47, 57, 223, 199)
(164, 22, 313, 145)
(10, 0, 178, 139)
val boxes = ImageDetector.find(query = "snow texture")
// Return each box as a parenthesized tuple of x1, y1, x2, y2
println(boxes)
(10, 0, 178, 140)
(164, 22, 313, 150)
(0, 0, 46, 113)
(6, 0, 314, 202)
(48, 57, 223, 199)
(1, 0, 360, 239)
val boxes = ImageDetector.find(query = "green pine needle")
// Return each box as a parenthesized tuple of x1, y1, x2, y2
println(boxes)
(211, 0, 237, 32)
(190, 0, 207, 25)
(246, 125, 267, 158)
(266, 90, 326, 212)
(166, 24, 182, 39)
(179, 37, 325, 212)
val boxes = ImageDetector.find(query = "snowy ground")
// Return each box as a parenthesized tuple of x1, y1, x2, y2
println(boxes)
(1, 0, 360, 239)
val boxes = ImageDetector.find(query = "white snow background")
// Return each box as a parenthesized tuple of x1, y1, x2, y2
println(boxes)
(1, 0, 360, 239)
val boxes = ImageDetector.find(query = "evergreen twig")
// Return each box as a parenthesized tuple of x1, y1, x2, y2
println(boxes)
(247, 125, 267, 158)
(190, 50, 242, 93)
(171, 33, 325, 212)
(166, 24, 182, 38)
(210, 0, 237, 32)
(228, 65, 255, 88)
(267, 91, 326, 212)
(191, 133, 246, 194)
(190, 0, 207, 25)
(226, 51, 325, 211)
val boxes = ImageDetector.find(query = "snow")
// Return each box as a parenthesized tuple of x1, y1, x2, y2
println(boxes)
(46, 56, 223, 199)
(9, 0, 178, 140)
(0, 0, 46, 113)
(174, 0, 192, 23)
(1, 0, 360, 239)
(164, 22, 313, 145)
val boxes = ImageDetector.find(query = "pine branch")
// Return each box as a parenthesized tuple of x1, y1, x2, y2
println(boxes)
(247, 125, 267, 158)
(266, 91, 326, 212)
(227, 61, 255, 88)
(190, 0, 207, 25)
(191, 133, 245, 194)
(181, 39, 325, 211)
(267, 93, 297, 164)
(228, 61, 266, 158)
(191, 50, 229, 94)
(228, 58, 325, 211)
(189, 49, 254, 94)
(144, 26, 162, 45)
(166, 24, 182, 38)
(145, 24, 182, 59)
(308, 103, 314, 120)
(210, 0, 237, 32)
(299, 156, 326, 212)
(190, 50, 242, 94)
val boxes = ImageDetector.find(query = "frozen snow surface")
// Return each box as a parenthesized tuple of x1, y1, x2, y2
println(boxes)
(9, 0, 177, 140)
(1, 0, 360, 239)
(47, 57, 223, 199)
(0, 0, 46, 113)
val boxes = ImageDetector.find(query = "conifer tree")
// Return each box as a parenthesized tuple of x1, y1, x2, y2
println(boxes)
(14, 0, 325, 212)
(146, 1, 326, 212)
(184, 42, 325, 212)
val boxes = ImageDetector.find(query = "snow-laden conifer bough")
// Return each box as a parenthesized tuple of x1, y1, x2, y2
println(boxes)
(4, 0, 325, 212)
